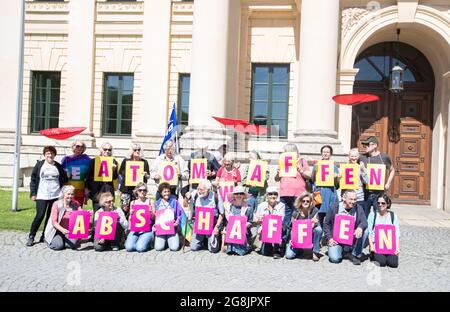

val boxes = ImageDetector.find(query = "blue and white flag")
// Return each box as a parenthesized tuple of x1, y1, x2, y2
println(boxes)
(159, 103, 178, 155)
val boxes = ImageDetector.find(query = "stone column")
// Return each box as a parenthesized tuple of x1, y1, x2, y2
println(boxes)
(337, 69, 359, 152)
(64, 0, 96, 145)
(444, 72, 450, 212)
(293, 0, 344, 157)
(183, 0, 241, 153)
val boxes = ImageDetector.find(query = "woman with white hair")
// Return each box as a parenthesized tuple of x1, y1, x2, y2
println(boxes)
(61, 140, 91, 207)
(150, 139, 188, 199)
(214, 152, 242, 186)
(43, 185, 82, 250)
(118, 143, 150, 217)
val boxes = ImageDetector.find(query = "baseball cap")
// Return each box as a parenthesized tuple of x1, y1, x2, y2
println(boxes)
(361, 136, 379, 145)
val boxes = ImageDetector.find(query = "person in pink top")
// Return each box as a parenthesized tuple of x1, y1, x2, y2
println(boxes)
(274, 143, 311, 255)
(214, 153, 242, 186)
(43, 185, 82, 250)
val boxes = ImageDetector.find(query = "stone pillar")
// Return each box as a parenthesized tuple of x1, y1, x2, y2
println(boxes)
(444, 72, 450, 212)
(64, 0, 96, 145)
(183, 0, 241, 153)
(293, 0, 344, 157)
(139, 0, 172, 154)
(337, 69, 359, 152)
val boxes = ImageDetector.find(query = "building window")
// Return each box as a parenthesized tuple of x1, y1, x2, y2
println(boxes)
(250, 64, 289, 138)
(103, 73, 134, 136)
(177, 74, 190, 133)
(31, 71, 61, 133)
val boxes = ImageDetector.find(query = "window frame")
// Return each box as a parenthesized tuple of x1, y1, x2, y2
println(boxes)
(177, 73, 190, 133)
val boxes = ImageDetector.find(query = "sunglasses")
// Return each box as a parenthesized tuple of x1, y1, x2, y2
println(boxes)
(104, 200, 113, 204)
(75, 145, 83, 148)
(267, 192, 278, 196)
(133, 149, 141, 152)
(137, 189, 147, 193)
(377, 202, 387, 206)
(302, 200, 311, 204)
(234, 193, 245, 196)
(103, 148, 112, 152)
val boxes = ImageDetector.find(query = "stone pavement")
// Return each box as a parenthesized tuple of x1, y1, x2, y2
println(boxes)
(1, 205, 450, 292)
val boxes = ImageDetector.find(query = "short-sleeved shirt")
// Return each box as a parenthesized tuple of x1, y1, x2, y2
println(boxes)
(360, 153, 392, 170)
(279, 158, 310, 197)
(216, 167, 241, 184)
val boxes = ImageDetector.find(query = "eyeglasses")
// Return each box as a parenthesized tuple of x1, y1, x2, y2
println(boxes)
(75, 145, 83, 148)
(137, 189, 147, 193)
(133, 149, 141, 152)
(302, 200, 311, 204)
(377, 202, 387, 206)
(103, 148, 112, 152)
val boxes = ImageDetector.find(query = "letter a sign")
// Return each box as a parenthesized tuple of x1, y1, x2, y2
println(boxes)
(68, 211, 91, 239)
(94, 156, 113, 182)
(246, 160, 267, 188)
(225, 216, 247, 245)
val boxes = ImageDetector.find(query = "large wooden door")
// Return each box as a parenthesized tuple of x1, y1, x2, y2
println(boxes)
(351, 42, 434, 204)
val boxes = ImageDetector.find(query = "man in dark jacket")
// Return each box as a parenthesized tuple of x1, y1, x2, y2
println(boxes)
(323, 189, 367, 265)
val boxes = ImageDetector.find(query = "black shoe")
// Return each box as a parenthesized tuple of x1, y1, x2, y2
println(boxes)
(343, 252, 352, 260)
(273, 253, 282, 259)
(26, 237, 34, 247)
(39, 236, 45, 243)
(352, 256, 362, 265)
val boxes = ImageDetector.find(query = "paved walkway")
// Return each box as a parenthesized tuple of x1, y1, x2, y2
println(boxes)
(1, 205, 449, 292)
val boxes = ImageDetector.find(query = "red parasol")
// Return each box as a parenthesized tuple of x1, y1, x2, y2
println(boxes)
(212, 116, 268, 135)
(332, 93, 379, 106)
(39, 127, 86, 140)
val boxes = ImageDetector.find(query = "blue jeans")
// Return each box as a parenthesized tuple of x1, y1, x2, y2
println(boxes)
(285, 226, 323, 259)
(190, 233, 220, 253)
(125, 231, 154, 253)
(366, 192, 380, 215)
(328, 237, 364, 263)
(280, 196, 296, 242)
(154, 233, 180, 251)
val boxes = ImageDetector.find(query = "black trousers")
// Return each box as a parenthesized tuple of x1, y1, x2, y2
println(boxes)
(373, 253, 399, 268)
(29, 198, 57, 238)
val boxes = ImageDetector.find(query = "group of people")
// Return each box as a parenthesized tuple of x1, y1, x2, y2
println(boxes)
(27, 136, 399, 268)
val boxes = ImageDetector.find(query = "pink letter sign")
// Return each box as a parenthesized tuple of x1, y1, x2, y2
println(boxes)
(333, 214, 355, 245)
(246, 160, 267, 188)
(130, 204, 151, 233)
(125, 161, 144, 187)
(159, 161, 178, 186)
(339, 164, 359, 190)
(261, 215, 282, 244)
(279, 152, 297, 177)
(367, 164, 386, 191)
(94, 211, 118, 240)
(316, 160, 335, 187)
(225, 216, 247, 245)
(193, 207, 215, 235)
(68, 210, 90, 239)
(155, 208, 175, 235)
(291, 220, 313, 249)
(374, 224, 397, 255)
(94, 156, 113, 182)
(190, 158, 207, 184)
(218, 181, 234, 204)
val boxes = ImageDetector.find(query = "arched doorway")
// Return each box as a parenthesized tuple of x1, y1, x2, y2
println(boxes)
(352, 42, 435, 204)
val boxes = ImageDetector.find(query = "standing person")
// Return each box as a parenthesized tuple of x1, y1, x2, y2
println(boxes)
(359, 136, 395, 215)
(150, 140, 188, 200)
(125, 183, 155, 253)
(223, 186, 253, 256)
(274, 143, 311, 254)
(154, 183, 182, 251)
(346, 148, 369, 217)
(27, 146, 68, 246)
(86, 142, 119, 213)
(312, 145, 340, 229)
(323, 189, 367, 265)
(43, 185, 81, 251)
(253, 186, 285, 259)
(118, 143, 150, 217)
(214, 153, 242, 186)
(93, 192, 128, 252)
(242, 150, 269, 212)
(285, 191, 322, 261)
(61, 140, 91, 207)
(187, 180, 224, 253)
(363, 193, 400, 268)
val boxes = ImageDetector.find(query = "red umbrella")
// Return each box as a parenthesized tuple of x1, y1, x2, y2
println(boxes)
(332, 93, 379, 106)
(39, 127, 86, 140)
(212, 116, 268, 135)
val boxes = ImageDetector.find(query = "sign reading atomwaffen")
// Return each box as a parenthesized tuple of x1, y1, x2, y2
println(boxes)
(190, 159, 207, 184)
(94, 156, 113, 182)
(94, 211, 118, 240)
(279, 152, 297, 177)
(159, 161, 178, 186)
(366, 164, 386, 191)
(246, 160, 268, 188)
(68, 210, 90, 239)
(125, 161, 144, 186)
(315, 160, 335, 187)
(339, 164, 359, 190)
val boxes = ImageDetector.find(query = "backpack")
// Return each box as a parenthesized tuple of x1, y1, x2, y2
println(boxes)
(372, 211, 395, 230)
(193, 192, 219, 209)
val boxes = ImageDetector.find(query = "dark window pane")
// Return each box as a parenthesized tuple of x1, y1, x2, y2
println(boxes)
(272, 85, 288, 102)
(178, 74, 191, 128)
(181, 93, 190, 108)
(108, 105, 117, 119)
(252, 101, 268, 120)
(34, 118, 44, 132)
(51, 89, 60, 103)
(49, 73, 61, 88)
(355, 58, 383, 81)
(272, 67, 288, 84)
(121, 120, 132, 135)
(36, 88, 46, 104)
(122, 105, 132, 120)
(122, 91, 133, 105)
(253, 84, 268, 101)
(108, 90, 118, 105)
(123, 75, 134, 91)
(253, 66, 269, 83)
(49, 118, 59, 128)
(50, 104, 59, 117)
(107, 119, 116, 134)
